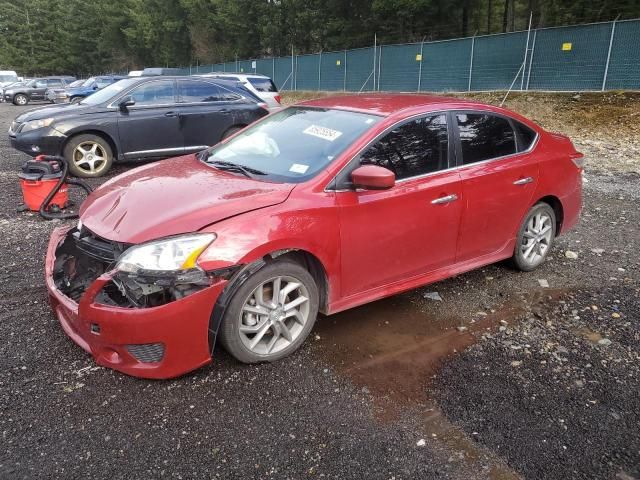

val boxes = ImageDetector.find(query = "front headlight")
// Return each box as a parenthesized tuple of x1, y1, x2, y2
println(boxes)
(22, 118, 54, 131)
(116, 233, 216, 274)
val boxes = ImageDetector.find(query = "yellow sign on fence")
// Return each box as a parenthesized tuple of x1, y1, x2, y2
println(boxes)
(416, 54, 423, 61)
(336, 59, 341, 66)
(562, 42, 573, 51)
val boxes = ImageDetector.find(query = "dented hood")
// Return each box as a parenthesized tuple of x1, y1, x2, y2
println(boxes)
(80, 154, 294, 244)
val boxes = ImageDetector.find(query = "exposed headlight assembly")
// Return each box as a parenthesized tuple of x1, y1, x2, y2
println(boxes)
(106, 233, 218, 308)
(22, 117, 54, 131)
(116, 233, 216, 274)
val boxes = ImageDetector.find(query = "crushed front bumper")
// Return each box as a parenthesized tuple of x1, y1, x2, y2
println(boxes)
(45, 226, 226, 379)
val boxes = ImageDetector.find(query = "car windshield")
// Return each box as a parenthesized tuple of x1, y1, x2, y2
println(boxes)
(81, 77, 97, 87)
(203, 107, 381, 183)
(68, 79, 84, 87)
(79, 78, 139, 105)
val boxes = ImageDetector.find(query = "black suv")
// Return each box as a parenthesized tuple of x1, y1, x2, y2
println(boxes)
(4, 76, 76, 105)
(9, 76, 269, 177)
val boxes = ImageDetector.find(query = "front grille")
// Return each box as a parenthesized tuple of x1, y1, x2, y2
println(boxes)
(126, 343, 165, 363)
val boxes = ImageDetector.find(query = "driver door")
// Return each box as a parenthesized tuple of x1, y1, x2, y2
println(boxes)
(116, 79, 184, 158)
(336, 113, 463, 298)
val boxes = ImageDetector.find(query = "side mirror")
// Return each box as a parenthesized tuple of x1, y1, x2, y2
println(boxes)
(350, 165, 395, 190)
(92, 85, 99, 90)
(118, 95, 135, 110)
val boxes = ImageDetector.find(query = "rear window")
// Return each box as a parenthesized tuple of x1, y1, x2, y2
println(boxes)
(247, 77, 277, 92)
(514, 121, 537, 152)
(456, 113, 517, 164)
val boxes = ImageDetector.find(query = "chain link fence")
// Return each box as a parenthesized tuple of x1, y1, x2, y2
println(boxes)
(179, 19, 640, 92)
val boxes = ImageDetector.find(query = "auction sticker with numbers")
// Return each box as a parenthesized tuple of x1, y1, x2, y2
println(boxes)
(303, 125, 343, 142)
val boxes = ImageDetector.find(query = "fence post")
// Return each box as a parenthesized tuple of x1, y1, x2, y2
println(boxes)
(318, 51, 322, 91)
(372, 34, 377, 91)
(602, 19, 617, 91)
(377, 44, 382, 91)
(343, 50, 347, 91)
(417, 39, 424, 92)
(294, 54, 298, 91)
(468, 36, 475, 91)
(525, 30, 537, 90)
(272, 57, 275, 80)
(521, 12, 532, 90)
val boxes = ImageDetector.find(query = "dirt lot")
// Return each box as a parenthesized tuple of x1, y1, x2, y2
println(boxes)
(0, 93, 638, 479)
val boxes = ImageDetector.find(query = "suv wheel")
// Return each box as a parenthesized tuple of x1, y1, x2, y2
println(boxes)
(13, 94, 28, 106)
(64, 134, 114, 178)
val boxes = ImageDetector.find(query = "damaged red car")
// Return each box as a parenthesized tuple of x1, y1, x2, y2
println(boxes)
(45, 94, 583, 378)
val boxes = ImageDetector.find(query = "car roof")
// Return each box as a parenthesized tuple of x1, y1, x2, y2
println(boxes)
(297, 94, 498, 117)
(202, 72, 270, 79)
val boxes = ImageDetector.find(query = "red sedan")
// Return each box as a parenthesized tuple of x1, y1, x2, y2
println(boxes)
(45, 94, 583, 378)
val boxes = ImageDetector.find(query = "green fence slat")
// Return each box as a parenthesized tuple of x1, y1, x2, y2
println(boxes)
(603, 20, 640, 90)
(421, 38, 473, 92)
(471, 32, 528, 90)
(345, 48, 374, 91)
(378, 43, 421, 91)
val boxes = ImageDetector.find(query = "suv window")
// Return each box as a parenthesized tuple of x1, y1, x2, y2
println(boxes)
(178, 79, 223, 102)
(34, 80, 47, 88)
(95, 78, 113, 89)
(47, 79, 63, 87)
(129, 80, 175, 106)
(514, 121, 537, 152)
(456, 113, 516, 164)
(359, 114, 449, 180)
(247, 77, 277, 92)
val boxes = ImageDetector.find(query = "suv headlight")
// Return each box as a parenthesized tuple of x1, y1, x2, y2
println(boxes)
(116, 233, 216, 274)
(22, 118, 54, 131)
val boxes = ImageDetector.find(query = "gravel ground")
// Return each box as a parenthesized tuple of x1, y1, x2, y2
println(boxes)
(0, 96, 638, 480)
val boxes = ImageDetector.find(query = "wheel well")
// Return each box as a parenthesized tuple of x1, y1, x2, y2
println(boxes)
(537, 195, 564, 235)
(265, 249, 329, 314)
(63, 130, 118, 159)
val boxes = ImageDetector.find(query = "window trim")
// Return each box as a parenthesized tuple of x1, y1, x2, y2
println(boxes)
(176, 78, 245, 106)
(451, 110, 539, 169)
(107, 78, 178, 109)
(327, 110, 454, 191)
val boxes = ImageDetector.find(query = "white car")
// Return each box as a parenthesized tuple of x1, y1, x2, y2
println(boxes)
(196, 73, 282, 112)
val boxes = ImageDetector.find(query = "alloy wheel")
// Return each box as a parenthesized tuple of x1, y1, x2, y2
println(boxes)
(520, 211, 553, 265)
(15, 95, 27, 105)
(239, 275, 310, 356)
(73, 141, 108, 175)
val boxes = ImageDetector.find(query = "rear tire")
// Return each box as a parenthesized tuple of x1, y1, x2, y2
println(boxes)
(70, 97, 82, 104)
(13, 94, 28, 106)
(64, 134, 114, 178)
(219, 259, 319, 364)
(512, 202, 556, 272)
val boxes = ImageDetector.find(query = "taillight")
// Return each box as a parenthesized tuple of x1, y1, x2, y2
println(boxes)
(274, 95, 281, 104)
(570, 152, 585, 169)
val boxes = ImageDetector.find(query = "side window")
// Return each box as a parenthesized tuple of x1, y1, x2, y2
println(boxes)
(35, 80, 47, 88)
(178, 80, 223, 102)
(514, 121, 537, 152)
(95, 78, 112, 89)
(218, 85, 242, 101)
(456, 113, 516, 164)
(129, 80, 175, 106)
(359, 114, 449, 180)
(47, 79, 63, 87)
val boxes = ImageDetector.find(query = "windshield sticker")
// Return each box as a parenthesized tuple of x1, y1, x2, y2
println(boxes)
(289, 163, 309, 174)
(303, 125, 343, 142)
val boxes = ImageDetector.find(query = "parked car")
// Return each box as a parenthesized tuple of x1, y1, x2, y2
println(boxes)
(0, 80, 27, 102)
(0, 70, 19, 88)
(44, 94, 583, 378)
(198, 72, 281, 111)
(9, 76, 268, 177)
(4, 76, 76, 105)
(142, 67, 182, 76)
(46, 75, 127, 104)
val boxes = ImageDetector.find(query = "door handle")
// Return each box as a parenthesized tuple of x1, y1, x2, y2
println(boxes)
(165, 111, 179, 117)
(219, 109, 230, 114)
(431, 194, 458, 205)
(513, 176, 534, 185)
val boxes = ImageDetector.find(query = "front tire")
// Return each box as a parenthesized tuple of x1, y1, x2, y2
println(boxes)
(13, 94, 28, 105)
(512, 202, 556, 271)
(219, 259, 319, 363)
(64, 134, 114, 178)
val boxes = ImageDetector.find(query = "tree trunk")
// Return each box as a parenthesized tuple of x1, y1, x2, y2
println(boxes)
(502, 0, 509, 32)
(487, 0, 493, 33)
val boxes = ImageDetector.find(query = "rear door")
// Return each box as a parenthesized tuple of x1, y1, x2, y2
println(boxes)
(29, 79, 48, 100)
(453, 111, 539, 262)
(176, 78, 236, 151)
(116, 79, 184, 158)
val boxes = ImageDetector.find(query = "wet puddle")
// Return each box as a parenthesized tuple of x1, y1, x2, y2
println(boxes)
(315, 289, 567, 479)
